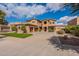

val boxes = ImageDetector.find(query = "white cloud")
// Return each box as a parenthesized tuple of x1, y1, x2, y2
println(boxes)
(0, 4, 7, 10)
(13, 4, 47, 18)
(0, 3, 64, 18)
(19, 3, 27, 6)
(46, 3, 64, 12)
(57, 16, 77, 24)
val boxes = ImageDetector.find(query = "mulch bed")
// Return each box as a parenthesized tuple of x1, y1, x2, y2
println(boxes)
(59, 36, 79, 46)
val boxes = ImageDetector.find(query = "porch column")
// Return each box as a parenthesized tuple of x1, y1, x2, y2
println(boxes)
(26, 26, 30, 33)
(17, 25, 23, 33)
(32, 27, 35, 32)
(0, 26, 1, 32)
(42, 26, 44, 32)
(43, 26, 45, 32)
(38, 26, 39, 32)
(47, 26, 48, 32)
(9, 26, 12, 32)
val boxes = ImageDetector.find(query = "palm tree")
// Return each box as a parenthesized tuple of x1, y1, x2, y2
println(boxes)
(0, 10, 8, 25)
(64, 3, 79, 14)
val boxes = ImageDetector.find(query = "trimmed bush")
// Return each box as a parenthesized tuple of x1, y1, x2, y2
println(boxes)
(48, 27, 54, 32)
(11, 26, 17, 32)
(65, 25, 79, 36)
(57, 30, 65, 34)
(64, 25, 74, 33)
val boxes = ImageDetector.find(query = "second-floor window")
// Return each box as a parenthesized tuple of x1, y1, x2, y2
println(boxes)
(44, 21, 47, 24)
(50, 22, 54, 24)
(50, 22, 51, 24)
(32, 21, 36, 23)
(52, 22, 54, 24)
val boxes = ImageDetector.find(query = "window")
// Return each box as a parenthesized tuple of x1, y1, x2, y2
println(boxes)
(44, 21, 47, 24)
(32, 21, 35, 23)
(50, 22, 51, 24)
(52, 22, 54, 24)
(50, 22, 54, 24)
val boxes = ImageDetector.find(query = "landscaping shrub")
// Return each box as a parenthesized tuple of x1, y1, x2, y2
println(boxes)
(64, 25, 74, 33)
(11, 26, 17, 32)
(56, 30, 65, 34)
(48, 27, 54, 32)
(65, 25, 79, 36)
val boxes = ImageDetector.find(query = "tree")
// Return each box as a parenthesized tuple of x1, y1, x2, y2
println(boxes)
(64, 3, 79, 14)
(0, 10, 8, 25)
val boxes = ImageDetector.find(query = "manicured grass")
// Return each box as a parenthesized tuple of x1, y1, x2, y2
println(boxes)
(2, 33, 32, 38)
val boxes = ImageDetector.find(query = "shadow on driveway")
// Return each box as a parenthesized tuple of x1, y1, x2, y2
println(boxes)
(48, 35, 79, 54)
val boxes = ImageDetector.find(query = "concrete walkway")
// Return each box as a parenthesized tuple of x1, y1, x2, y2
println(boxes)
(0, 32, 79, 56)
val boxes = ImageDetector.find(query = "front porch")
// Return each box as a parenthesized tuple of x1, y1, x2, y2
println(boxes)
(27, 26, 55, 32)
(9, 22, 60, 33)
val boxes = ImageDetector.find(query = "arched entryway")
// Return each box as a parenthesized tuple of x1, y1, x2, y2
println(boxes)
(44, 27, 47, 32)
(30, 27, 33, 32)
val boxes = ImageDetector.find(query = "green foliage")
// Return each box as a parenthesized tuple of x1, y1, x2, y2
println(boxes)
(2, 32, 32, 38)
(0, 10, 6, 18)
(11, 26, 17, 32)
(57, 30, 65, 34)
(65, 25, 70, 33)
(64, 25, 76, 33)
(48, 27, 54, 32)
(21, 25, 27, 33)
(65, 25, 79, 36)
(0, 10, 8, 25)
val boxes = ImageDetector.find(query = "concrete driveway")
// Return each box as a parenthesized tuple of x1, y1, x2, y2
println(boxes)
(0, 32, 79, 56)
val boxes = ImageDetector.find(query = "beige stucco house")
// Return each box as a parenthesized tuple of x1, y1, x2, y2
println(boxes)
(8, 18, 65, 33)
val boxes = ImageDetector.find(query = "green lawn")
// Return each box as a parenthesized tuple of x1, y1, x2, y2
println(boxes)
(2, 33, 32, 38)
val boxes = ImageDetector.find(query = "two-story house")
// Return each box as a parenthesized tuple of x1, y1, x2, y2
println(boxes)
(9, 18, 64, 33)
(42, 19, 56, 32)
(26, 19, 56, 32)
(26, 19, 42, 32)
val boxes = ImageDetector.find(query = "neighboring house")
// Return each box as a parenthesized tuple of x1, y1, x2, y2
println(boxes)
(0, 25, 10, 32)
(8, 22, 23, 33)
(54, 24, 65, 32)
(68, 17, 79, 25)
(8, 18, 65, 33)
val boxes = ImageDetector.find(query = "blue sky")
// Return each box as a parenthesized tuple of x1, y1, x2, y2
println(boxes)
(0, 3, 78, 24)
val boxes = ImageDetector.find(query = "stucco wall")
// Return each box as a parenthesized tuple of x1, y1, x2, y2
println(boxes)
(27, 19, 42, 26)
(42, 20, 55, 27)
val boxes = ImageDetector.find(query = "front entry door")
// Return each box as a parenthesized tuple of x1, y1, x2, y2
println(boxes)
(44, 27, 47, 32)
